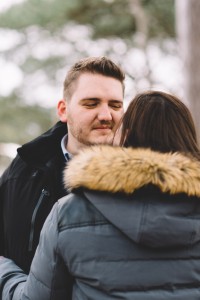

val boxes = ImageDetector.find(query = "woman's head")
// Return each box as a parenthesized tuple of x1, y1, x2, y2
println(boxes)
(120, 90, 200, 159)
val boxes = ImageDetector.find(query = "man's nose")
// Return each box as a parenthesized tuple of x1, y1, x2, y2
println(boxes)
(98, 105, 112, 121)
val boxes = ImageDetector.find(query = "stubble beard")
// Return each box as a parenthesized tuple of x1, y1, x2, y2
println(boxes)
(68, 115, 116, 147)
(69, 125, 95, 147)
(70, 126, 115, 147)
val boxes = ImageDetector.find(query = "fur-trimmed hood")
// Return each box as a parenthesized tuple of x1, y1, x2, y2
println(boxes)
(64, 146, 200, 196)
(64, 146, 200, 248)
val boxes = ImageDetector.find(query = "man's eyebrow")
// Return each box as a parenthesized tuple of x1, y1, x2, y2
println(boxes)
(80, 98, 100, 102)
(79, 98, 123, 103)
(109, 99, 123, 103)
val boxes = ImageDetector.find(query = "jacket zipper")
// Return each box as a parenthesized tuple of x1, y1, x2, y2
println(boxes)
(28, 188, 50, 252)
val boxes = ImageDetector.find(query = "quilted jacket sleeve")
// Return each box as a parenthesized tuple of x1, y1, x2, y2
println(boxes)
(0, 203, 73, 300)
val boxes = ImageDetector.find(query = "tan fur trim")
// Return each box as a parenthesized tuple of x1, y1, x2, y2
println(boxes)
(64, 146, 200, 196)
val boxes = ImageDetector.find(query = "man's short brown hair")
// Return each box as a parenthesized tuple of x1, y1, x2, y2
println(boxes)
(63, 56, 125, 101)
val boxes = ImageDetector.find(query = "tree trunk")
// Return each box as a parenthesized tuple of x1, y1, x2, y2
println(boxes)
(176, 0, 200, 141)
(128, 0, 153, 87)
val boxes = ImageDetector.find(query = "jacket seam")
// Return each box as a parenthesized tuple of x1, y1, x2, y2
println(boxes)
(30, 270, 50, 290)
(137, 199, 148, 243)
(59, 220, 108, 232)
(50, 204, 59, 300)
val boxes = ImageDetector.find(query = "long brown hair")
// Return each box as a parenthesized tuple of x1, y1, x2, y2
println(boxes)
(120, 91, 200, 160)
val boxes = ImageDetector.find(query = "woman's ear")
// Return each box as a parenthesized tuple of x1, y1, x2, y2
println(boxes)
(57, 99, 68, 122)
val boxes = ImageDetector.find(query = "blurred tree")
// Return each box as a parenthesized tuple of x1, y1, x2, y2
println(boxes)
(0, 0, 175, 146)
(176, 0, 200, 141)
(0, 95, 53, 144)
(0, 0, 174, 38)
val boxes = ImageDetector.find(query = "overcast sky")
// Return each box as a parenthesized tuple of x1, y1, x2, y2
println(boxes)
(0, 0, 25, 12)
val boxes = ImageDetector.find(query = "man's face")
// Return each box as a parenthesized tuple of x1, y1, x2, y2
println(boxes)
(58, 73, 124, 154)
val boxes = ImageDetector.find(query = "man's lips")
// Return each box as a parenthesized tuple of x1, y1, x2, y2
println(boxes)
(93, 126, 112, 130)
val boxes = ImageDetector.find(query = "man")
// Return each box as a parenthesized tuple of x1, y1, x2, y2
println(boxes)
(0, 56, 125, 273)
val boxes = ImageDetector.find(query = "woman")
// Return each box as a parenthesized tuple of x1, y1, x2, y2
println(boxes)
(1, 90, 200, 299)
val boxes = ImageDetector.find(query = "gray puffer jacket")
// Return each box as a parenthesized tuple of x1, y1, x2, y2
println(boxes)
(1, 146, 200, 300)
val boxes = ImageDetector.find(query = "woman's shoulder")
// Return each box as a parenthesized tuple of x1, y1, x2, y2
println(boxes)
(57, 191, 107, 230)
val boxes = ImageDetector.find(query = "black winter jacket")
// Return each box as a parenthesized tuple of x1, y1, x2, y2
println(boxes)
(0, 121, 68, 273)
(1, 146, 200, 299)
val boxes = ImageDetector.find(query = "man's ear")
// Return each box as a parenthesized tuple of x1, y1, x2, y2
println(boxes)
(57, 99, 68, 122)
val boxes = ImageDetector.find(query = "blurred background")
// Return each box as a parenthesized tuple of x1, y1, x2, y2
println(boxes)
(0, 0, 200, 174)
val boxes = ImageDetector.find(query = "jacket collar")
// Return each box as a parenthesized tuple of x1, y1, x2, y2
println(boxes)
(18, 121, 67, 166)
(64, 145, 200, 197)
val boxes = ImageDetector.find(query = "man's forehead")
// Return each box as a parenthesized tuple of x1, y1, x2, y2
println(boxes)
(66, 73, 124, 105)
(76, 72, 123, 85)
